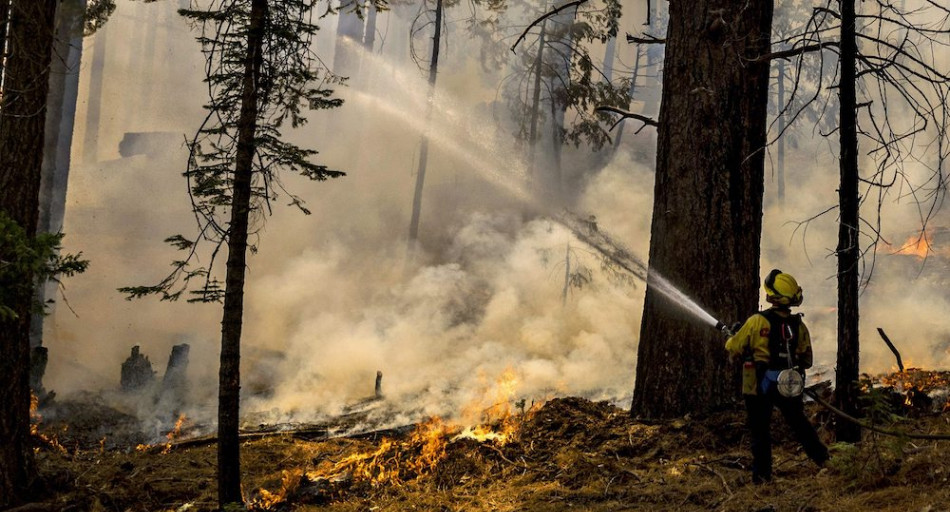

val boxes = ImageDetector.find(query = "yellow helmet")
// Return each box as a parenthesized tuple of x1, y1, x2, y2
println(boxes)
(764, 269, 803, 307)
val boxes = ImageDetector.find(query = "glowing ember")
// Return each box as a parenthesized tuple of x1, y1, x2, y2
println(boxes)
(877, 369, 950, 394)
(874, 369, 950, 412)
(29, 393, 40, 436)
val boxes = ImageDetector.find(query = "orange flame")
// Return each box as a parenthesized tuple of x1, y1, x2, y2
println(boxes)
(161, 413, 187, 454)
(454, 367, 524, 445)
(29, 393, 40, 436)
(876, 368, 950, 412)
(248, 469, 303, 511)
(302, 369, 534, 488)
(29, 392, 67, 454)
(135, 414, 188, 454)
(894, 232, 932, 258)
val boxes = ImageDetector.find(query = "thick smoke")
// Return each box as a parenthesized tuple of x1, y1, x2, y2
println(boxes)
(44, 0, 950, 432)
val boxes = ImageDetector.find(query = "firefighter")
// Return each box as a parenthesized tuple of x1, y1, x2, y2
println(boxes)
(725, 269, 829, 483)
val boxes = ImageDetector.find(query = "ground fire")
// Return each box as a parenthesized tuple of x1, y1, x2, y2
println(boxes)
(24, 365, 950, 511)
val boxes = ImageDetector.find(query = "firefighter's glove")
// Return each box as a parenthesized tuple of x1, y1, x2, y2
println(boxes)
(731, 322, 742, 334)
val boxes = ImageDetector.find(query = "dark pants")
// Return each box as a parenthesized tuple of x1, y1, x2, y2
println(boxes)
(744, 389, 829, 482)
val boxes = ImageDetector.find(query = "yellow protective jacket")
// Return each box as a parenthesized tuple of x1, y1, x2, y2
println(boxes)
(725, 309, 814, 389)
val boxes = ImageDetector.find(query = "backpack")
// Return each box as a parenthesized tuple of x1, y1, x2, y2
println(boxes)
(758, 309, 803, 371)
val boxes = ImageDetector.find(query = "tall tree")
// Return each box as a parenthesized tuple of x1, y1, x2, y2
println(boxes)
(835, 0, 861, 444)
(777, 0, 950, 441)
(631, 0, 774, 418)
(0, 0, 59, 507)
(121, 0, 345, 507)
(407, 0, 443, 258)
(32, 0, 88, 397)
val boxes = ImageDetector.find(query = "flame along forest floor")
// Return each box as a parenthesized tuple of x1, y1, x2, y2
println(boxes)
(31, 371, 950, 512)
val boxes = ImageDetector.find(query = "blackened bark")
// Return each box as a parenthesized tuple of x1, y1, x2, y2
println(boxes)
(0, 0, 58, 507)
(835, 0, 861, 443)
(631, 0, 773, 418)
(217, 0, 267, 506)
(406, 0, 442, 256)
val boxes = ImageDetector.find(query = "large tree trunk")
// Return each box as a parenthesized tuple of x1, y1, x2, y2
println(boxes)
(33, 0, 86, 356)
(406, 0, 442, 257)
(835, 0, 861, 443)
(0, 0, 59, 507)
(217, 0, 266, 506)
(631, 0, 773, 419)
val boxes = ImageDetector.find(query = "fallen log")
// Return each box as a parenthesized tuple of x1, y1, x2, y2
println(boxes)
(149, 422, 417, 453)
(156, 425, 332, 452)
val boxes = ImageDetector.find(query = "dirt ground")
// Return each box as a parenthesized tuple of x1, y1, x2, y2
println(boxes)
(26, 372, 950, 512)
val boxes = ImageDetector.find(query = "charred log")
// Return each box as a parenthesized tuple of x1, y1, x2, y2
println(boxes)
(160, 344, 189, 412)
(119, 346, 155, 392)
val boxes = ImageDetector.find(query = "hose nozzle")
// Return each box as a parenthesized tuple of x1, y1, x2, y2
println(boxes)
(715, 320, 736, 337)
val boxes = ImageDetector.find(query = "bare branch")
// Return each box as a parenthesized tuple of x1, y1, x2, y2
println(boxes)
(625, 33, 665, 45)
(595, 106, 658, 131)
(751, 41, 838, 63)
(511, 0, 590, 53)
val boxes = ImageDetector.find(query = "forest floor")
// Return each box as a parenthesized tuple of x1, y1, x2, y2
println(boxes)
(26, 370, 950, 512)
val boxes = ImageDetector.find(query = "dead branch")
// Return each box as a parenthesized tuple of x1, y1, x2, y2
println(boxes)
(751, 41, 839, 63)
(511, 0, 589, 53)
(595, 105, 658, 132)
(876, 328, 904, 372)
(625, 33, 665, 44)
(687, 461, 733, 497)
(480, 443, 529, 469)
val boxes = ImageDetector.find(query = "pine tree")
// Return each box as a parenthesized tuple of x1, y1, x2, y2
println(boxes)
(120, 0, 345, 506)
(0, 1, 62, 507)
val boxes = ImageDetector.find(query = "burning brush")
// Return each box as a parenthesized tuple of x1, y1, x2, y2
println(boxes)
(247, 370, 537, 508)
(873, 369, 950, 414)
(135, 413, 190, 454)
(30, 392, 68, 455)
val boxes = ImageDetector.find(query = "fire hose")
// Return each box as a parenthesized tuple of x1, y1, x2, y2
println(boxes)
(802, 386, 950, 441)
